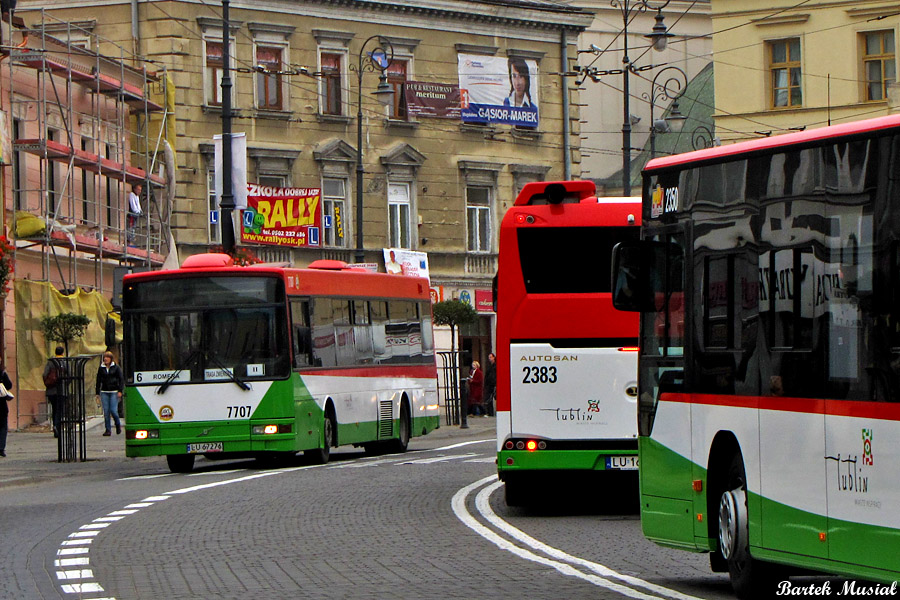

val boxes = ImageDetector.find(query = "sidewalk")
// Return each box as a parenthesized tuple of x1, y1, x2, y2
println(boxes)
(0, 414, 496, 488)
(0, 416, 129, 488)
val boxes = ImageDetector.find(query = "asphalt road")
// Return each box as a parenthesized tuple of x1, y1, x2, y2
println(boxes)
(1, 418, 743, 600)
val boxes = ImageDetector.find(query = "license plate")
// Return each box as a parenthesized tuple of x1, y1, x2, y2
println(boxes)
(605, 455, 639, 470)
(186, 442, 223, 454)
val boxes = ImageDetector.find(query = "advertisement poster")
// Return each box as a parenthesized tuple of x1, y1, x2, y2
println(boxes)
(241, 184, 321, 247)
(383, 248, 430, 281)
(458, 54, 539, 127)
(405, 81, 461, 119)
(475, 289, 494, 312)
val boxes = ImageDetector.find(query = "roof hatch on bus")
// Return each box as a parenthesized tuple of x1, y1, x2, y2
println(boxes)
(515, 181, 596, 206)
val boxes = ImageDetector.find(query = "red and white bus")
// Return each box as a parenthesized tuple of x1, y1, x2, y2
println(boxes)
(495, 181, 641, 505)
(122, 254, 440, 472)
(613, 114, 900, 596)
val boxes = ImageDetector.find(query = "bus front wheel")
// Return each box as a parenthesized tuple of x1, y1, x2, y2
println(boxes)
(305, 412, 334, 465)
(167, 454, 195, 473)
(717, 454, 780, 599)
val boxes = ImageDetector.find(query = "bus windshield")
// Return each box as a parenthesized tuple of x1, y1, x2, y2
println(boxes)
(124, 276, 290, 384)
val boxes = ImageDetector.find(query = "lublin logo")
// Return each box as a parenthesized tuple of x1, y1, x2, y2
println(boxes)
(862, 428, 873, 466)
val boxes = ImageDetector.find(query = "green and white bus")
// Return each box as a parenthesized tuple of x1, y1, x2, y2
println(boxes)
(122, 253, 440, 472)
(612, 114, 900, 598)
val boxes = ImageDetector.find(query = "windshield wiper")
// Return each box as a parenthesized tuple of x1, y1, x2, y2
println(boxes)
(157, 349, 200, 395)
(207, 353, 251, 391)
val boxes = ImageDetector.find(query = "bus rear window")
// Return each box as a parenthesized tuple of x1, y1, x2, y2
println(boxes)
(518, 227, 639, 294)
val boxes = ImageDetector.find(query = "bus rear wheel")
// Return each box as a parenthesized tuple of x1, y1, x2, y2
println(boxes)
(387, 404, 410, 454)
(504, 478, 525, 507)
(717, 453, 780, 599)
(167, 454, 195, 473)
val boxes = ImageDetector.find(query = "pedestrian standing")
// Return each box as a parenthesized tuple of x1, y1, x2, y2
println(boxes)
(467, 360, 484, 416)
(43, 346, 66, 438)
(483, 352, 497, 417)
(95, 351, 124, 436)
(0, 361, 14, 457)
(127, 182, 144, 245)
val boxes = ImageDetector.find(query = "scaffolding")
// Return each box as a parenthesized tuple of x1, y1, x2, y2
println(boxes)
(4, 10, 173, 295)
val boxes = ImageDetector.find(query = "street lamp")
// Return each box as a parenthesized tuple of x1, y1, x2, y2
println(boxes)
(691, 125, 717, 150)
(644, 65, 687, 159)
(611, 0, 674, 195)
(352, 36, 394, 265)
(219, 0, 236, 253)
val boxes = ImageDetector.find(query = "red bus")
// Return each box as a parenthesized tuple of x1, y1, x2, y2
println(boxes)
(495, 181, 641, 505)
(122, 254, 440, 472)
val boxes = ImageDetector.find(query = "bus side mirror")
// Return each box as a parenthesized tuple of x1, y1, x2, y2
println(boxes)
(611, 241, 654, 312)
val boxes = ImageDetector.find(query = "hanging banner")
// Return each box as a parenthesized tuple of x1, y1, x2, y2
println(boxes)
(240, 184, 321, 247)
(458, 54, 539, 127)
(405, 82, 461, 119)
(214, 133, 248, 209)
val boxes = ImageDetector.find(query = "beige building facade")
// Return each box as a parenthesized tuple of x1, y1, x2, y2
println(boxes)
(15, 0, 593, 370)
(572, 0, 712, 190)
(712, 1, 899, 143)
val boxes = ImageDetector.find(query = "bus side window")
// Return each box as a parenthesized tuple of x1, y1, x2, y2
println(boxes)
(290, 300, 312, 368)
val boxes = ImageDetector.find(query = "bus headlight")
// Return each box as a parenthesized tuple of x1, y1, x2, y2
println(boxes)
(127, 429, 159, 440)
(252, 424, 292, 435)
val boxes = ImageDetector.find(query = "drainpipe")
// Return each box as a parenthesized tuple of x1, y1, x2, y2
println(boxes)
(561, 28, 571, 180)
(131, 0, 139, 64)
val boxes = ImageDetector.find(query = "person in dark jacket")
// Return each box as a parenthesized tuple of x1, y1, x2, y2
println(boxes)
(95, 351, 125, 436)
(0, 361, 12, 457)
(44, 346, 66, 437)
(483, 352, 497, 417)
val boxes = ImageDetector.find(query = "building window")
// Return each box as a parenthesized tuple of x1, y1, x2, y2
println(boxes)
(388, 182, 412, 248)
(769, 38, 802, 108)
(256, 46, 283, 110)
(208, 169, 221, 243)
(863, 30, 896, 102)
(323, 178, 347, 247)
(206, 40, 224, 106)
(105, 143, 116, 228)
(387, 60, 408, 120)
(321, 52, 343, 116)
(12, 118, 25, 211)
(81, 137, 96, 225)
(47, 128, 59, 215)
(467, 186, 492, 253)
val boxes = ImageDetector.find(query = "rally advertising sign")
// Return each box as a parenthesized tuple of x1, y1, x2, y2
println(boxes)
(241, 185, 321, 247)
(458, 54, 538, 127)
(405, 81, 461, 119)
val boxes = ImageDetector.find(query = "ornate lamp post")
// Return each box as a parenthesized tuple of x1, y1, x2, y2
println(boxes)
(691, 125, 716, 150)
(351, 36, 394, 265)
(608, 0, 674, 194)
(219, 0, 236, 253)
(644, 65, 687, 159)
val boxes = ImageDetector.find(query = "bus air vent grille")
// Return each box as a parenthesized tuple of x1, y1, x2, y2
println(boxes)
(379, 401, 394, 439)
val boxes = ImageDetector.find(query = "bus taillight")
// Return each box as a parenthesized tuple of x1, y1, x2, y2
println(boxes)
(514, 213, 535, 224)
(505, 440, 514, 450)
(526, 440, 537, 451)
